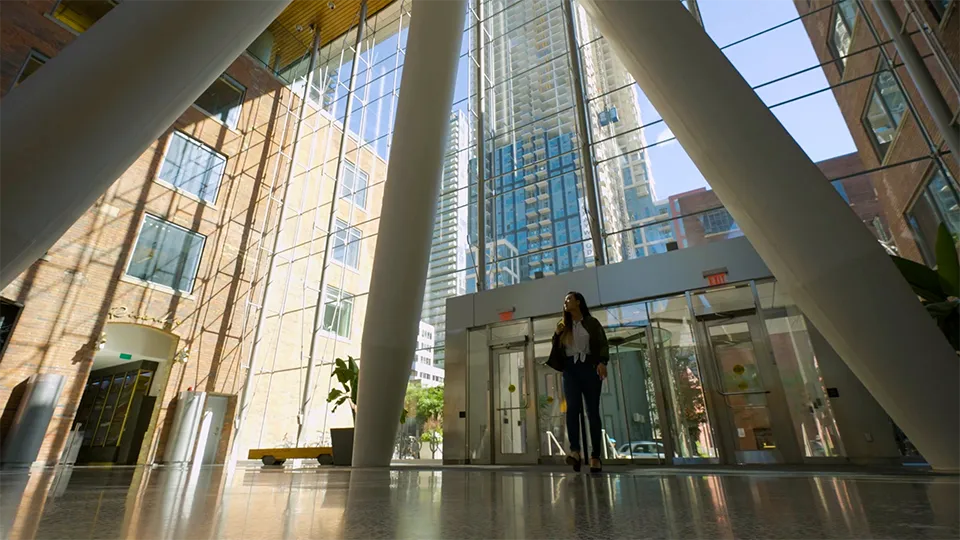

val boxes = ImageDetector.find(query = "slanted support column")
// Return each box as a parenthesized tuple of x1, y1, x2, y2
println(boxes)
(580, 0, 959, 470)
(0, 0, 292, 288)
(351, 0, 467, 467)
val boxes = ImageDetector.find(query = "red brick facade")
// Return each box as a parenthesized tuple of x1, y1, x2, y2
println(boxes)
(0, 0, 292, 465)
(794, 0, 959, 263)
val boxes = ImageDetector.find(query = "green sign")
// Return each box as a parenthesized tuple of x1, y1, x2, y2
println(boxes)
(119, 353, 133, 360)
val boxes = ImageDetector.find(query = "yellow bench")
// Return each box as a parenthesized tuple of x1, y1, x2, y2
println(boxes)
(247, 447, 333, 466)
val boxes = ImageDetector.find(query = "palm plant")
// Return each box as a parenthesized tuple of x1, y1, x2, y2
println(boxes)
(890, 223, 959, 353)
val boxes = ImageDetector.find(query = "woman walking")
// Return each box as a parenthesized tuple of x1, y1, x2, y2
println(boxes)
(548, 291, 609, 473)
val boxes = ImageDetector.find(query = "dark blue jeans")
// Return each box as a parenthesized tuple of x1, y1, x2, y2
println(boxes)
(563, 357, 603, 459)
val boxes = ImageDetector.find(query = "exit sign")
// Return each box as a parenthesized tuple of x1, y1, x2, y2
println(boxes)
(119, 353, 132, 360)
(703, 267, 728, 287)
(707, 273, 727, 286)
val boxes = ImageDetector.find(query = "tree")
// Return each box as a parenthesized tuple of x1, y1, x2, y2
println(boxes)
(400, 382, 444, 459)
(421, 419, 443, 459)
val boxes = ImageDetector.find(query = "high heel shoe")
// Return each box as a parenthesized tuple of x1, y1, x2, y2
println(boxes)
(589, 457, 602, 473)
(565, 452, 582, 472)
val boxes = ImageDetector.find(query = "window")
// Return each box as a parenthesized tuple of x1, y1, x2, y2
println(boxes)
(928, 0, 952, 20)
(52, 0, 116, 33)
(862, 61, 907, 161)
(828, 0, 858, 76)
(322, 286, 354, 338)
(333, 219, 362, 269)
(14, 51, 48, 88)
(907, 168, 960, 264)
(127, 215, 205, 293)
(698, 208, 739, 236)
(339, 161, 369, 209)
(158, 132, 226, 204)
(0, 299, 24, 361)
(194, 75, 245, 129)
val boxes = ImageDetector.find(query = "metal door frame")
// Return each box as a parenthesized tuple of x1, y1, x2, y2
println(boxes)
(690, 285, 802, 465)
(489, 321, 540, 465)
(606, 325, 674, 466)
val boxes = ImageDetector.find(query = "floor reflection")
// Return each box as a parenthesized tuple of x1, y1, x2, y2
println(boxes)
(0, 465, 956, 539)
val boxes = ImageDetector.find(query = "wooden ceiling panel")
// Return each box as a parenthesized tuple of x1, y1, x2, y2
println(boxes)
(268, 0, 401, 71)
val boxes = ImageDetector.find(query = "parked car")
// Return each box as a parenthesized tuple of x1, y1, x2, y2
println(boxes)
(617, 441, 666, 459)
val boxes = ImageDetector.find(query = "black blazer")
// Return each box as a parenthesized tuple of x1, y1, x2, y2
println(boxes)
(545, 316, 610, 372)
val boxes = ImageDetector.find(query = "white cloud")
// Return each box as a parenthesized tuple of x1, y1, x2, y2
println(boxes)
(654, 127, 677, 146)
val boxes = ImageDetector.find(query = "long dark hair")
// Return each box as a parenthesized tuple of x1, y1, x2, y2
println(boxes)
(562, 291, 591, 344)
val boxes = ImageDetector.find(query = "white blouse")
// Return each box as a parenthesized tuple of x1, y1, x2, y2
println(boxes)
(564, 320, 591, 363)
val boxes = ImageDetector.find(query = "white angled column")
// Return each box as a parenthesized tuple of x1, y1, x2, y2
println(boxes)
(580, 0, 959, 470)
(352, 0, 467, 467)
(0, 0, 291, 288)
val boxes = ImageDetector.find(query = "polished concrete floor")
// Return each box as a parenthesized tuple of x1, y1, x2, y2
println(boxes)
(1, 464, 957, 539)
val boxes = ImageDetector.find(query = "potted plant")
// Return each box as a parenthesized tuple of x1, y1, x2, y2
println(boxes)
(889, 223, 959, 354)
(326, 356, 408, 466)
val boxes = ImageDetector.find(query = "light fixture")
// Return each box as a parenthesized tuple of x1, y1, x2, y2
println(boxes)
(175, 347, 190, 364)
(97, 333, 107, 351)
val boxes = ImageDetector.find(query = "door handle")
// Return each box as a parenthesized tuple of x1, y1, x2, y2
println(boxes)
(717, 389, 769, 396)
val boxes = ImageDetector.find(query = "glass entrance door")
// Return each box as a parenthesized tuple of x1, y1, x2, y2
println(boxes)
(492, 343, 539, 464)
(691, 284, 802, 465)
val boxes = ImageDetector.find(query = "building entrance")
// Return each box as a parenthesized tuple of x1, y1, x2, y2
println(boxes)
(467, 280, 848, 467)
(72, 323, 177, 465)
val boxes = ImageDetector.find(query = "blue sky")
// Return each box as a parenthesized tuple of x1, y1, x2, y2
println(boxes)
(643, 0, 857, 198)
(443, 0, 858, 200)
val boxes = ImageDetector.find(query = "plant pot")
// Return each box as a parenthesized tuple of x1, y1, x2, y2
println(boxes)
(330, 427, 354, 466)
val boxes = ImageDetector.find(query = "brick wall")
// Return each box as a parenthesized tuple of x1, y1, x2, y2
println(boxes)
(0, 0, 293, 465)
(795, 0, 959, 263)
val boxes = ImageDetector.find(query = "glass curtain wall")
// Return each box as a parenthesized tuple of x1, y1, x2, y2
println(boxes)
(479, 0, 591, 287)
(241, 1, 481, 458)
(568, 0, 946, 265)
(239, 0, 414, 454)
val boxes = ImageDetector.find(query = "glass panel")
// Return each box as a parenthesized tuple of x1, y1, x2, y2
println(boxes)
(340, 161, 370, 209)
(535, 341, 567, 457)
(706, 320, 780, 462)
(829, 5, 853, 72)
(876, 71, 906, 126)
(127, 216, 206, 293)
(490, 320, 528, 343)
(927, 171, 960, 236)
(322, 287, 354, 338)
(74, 377, 102, 431)
(159, 132, 226, 204)
(82, 378, 111, 445)
(106, 371, 138, 446)
(907, 169, 960, 264)
(710, 323, 764, 394)
(597, 353, 629, 459)
(600, 302, 664, 462)
(52, 0, 115, 33)
(647, 295, 718, 460)
(333, 219, 362, 269)
(758, 282, 845, 458)
(468, 328, 490, 462)
(496, 350, 527, 455)
(92, 375, 123, 446)
(194, 75, 244, 129)
(134, 370, 154, 398)
(15, 53, 46, 86)
(690, 284, 755, 317)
